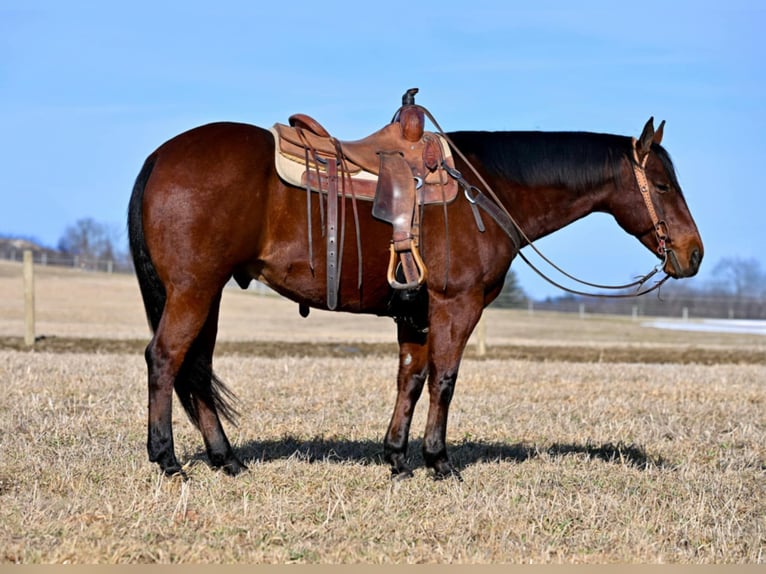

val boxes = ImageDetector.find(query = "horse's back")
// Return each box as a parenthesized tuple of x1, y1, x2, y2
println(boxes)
(152, 121, 274, 172)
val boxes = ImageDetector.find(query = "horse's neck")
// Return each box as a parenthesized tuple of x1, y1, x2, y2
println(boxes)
(451, 130, 626, 245)
(502, 181, 614, 244)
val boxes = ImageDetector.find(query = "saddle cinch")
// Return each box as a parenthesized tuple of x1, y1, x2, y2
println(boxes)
(271, 88, 459, 310)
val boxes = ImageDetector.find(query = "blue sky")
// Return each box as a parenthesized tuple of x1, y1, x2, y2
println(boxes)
(1, 1, 763, 298)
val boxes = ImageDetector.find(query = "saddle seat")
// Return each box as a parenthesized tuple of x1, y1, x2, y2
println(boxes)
(272, 111, 458, 203)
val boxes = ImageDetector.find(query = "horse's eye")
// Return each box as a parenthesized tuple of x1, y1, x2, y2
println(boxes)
(655, 182, 670, 194)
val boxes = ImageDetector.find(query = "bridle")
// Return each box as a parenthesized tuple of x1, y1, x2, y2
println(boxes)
(631, 138, 672, 259)
(416, 105, 673, 298)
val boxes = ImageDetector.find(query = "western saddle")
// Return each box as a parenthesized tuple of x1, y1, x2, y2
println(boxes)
(271, 88, 459, 310)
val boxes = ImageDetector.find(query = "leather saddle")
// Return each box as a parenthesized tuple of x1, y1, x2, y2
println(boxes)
(272, 112, 458, 204)
(271, 88, 459, 310)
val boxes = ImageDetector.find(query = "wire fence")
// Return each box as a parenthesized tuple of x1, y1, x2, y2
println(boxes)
(491, 287, 766, 320)
(0, 246, 134, 274)
(4, 247, 765, 320)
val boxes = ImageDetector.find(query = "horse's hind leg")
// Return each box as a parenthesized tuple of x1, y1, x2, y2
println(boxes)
(189, 291, 247, 476)
(145, 288, 220, 476)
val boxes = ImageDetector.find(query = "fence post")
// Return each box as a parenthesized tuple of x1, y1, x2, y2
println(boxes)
(23, 250, 35, 346)
(476, 314, 487, 357)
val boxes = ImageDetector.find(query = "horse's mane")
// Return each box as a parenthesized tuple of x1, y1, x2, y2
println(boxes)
(446, 130, 679, 193)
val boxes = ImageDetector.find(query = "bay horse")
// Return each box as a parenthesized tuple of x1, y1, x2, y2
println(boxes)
(128, 106, 703, 479)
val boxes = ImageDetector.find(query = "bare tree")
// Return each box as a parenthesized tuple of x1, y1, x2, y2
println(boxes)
(710, 257, 765, 298)
(57, 217, 122, 267)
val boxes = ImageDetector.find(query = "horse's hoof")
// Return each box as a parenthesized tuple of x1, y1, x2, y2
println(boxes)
(221, 458, 248, 477)
(384, 449, 414, 479)
(390, 467, 414, 480)
(162, 465, 188, 481)
(433, 469, 462, 482)
(431, 462, 462, 482)
(424, 451, 462, 481)
(209, 450, 248, 476)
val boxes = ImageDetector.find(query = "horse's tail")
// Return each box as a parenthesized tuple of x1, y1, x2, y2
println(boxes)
(128, 154, 164, 332)
(127, 155, 238, 427)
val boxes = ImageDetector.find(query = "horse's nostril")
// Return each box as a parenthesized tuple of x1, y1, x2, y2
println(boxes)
(690, 249, 702, 271)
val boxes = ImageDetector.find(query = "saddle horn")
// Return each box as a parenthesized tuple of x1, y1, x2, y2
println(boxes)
(402, 88, 418, 105)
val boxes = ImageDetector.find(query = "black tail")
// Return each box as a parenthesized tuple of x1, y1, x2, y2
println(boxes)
(128, 154, 164, 332)
(127, 155, 238, 426)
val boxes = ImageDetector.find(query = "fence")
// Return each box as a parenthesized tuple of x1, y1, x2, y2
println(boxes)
(490, 279, 766, 320)
(521, 293, 766, 320)
(9, 246, 766, 350)
(0, 246, 133, 274)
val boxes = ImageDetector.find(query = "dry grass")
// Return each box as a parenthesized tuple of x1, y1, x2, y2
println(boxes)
(0, 259, 764, 563)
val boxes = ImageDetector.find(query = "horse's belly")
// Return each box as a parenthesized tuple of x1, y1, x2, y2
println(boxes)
(238, 255, 392, 316)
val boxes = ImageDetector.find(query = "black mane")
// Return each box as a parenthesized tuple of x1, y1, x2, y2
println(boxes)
(446, 130, 655, 192)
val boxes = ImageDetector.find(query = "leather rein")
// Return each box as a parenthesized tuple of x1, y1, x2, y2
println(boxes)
(417, 106, 672, 299)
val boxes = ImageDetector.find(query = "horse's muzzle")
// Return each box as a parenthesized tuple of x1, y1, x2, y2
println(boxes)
(666, 246, 703, 278)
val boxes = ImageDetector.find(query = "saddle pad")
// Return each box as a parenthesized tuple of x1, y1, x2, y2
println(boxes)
(270, 125, 459, 204)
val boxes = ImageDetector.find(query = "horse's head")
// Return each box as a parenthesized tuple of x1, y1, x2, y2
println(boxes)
(614, 118, 704, 279)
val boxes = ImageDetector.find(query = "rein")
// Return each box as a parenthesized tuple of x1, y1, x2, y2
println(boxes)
(416, 105, 671, 299)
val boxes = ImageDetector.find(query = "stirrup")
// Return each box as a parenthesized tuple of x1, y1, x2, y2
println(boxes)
(386, 241, 427, 290)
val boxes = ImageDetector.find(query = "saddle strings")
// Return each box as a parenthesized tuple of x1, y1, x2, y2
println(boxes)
(415, 105, 670, 299)
(296, 127, 365, 294)
(295, 127, 315, 272)
(333, 138, 364, 291)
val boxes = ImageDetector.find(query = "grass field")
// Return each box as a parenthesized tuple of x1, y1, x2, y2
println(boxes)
(0, 260, 764, 563)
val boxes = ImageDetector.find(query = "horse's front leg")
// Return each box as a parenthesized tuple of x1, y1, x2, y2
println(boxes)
(383, 322, 429, 478)
(422, 293, 484, 479)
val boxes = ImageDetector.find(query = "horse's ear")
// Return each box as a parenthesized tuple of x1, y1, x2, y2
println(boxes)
(636, 117, 655, 163)
(653, 120, 665, 145)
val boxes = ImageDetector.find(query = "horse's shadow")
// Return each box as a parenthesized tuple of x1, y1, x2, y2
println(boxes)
(191, 435, 664, 472)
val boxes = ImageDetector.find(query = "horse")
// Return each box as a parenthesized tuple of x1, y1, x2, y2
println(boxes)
(128, 106, 703, 480)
